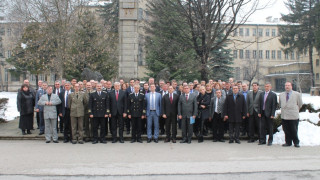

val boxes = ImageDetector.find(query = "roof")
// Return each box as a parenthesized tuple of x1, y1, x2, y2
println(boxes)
(265, 73, 310, 77)
(274, 62, 310, 67)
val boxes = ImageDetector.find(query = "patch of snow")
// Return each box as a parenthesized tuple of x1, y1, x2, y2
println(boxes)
(299, 111, 320, 124)
(301, 94, 320, 110)
(0, 92, 20, 121)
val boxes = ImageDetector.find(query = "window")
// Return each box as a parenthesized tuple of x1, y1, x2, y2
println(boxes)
(138, 8, 143, 21)
(31, 74, 36, 82)
(10, 71, 20, 82)
(253, 50, 257, 59)
(272, 29, 276, 37)
(233, 50, 238, 59)
(239, 50, 244, 59)
(291, 51, 295, 60)
(50, 74, 55, 82)
(259, 50, 263, 59)
(266, 50, 270, 59)
(316, 59, 319, 66)
(277, 50, 282, 59)
(258, 28, 263, 36)
(316, 73, 320, 80)
(235, 67, 240, 80)
(296, 52, 300, 60)
(233, 29, 238, 36)
(239, 28, 244, 36)
(285, 52, 289, 60)
(7, 50, 11, 58)
(252, 28, 257, 36)
(4, 69, 8, 82)
(245, 50, 250, 59)
(271, 50, 276, 59)
(266, 29, 270, 36)
(0, 27, 5, 36)
(7, 28, 12, 36)
(245, 28, 250, 36)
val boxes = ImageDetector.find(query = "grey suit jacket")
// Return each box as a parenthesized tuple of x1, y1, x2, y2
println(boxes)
(38, 94, 62, 119)
(247, 90, 262, 115)
(279, 91, 302, 120)
(209, 96, 225, 118)
(178, 93, 198, 118)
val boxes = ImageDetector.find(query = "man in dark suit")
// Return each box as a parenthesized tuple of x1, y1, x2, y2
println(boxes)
(246, 82, 262, 142)
(209, 89, 226, 142)
(223, 85, 247, 144)
(141, 82, 149, 134)
(162, 85, 179, 143)
(258, 82, 277, 146)
(88, 83, 109, 144)
(178, 85, 198, 144)
(58, 81, 74, 143)
(127, 84, 145, 143)
(108, 82, 127, 143)
(54, 80, 63, 133)
(159, 84, 168, 135)
(224, 82, 233, 96)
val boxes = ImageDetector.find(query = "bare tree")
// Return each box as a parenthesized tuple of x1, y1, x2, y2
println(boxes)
(243, 58, 261, 90)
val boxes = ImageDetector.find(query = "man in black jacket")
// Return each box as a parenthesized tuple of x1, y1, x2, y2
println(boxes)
(127, 84, 146, 143)
(108, 82, 127, 143)
(223, 85, 247, 144)
(161, 85, 179, 143)
(88, 83, 109, 144)
(258, 82, 277, 146)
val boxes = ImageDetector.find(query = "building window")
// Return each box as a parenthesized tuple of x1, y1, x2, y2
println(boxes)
(239, 28, 244, 36)
(277, 50, 282, 59)
(272, 29, 276, 37)
(253, 50, 257, 59)
(290, 51, 295, 60)
(266, 50, 270, 59)
(233, 29, 238, 36)
(7, 28, 12, 36)
(252, 28, 257, 36)
(233, 50, 238, 59)
(296, 52, 300, 60)
(316, 73, 320, 80)
(259, 50, 263, 59)
(4, 69, 8, 82)
(271, 50, 276, 59)
(245, 28, 250, 36)
(138, 8, 143, 21)
(0, 27, 5, 36)
(239, 50, 244, 59)
(7, 50, 11, 58)
(316, 59, 319, 66)
(285, 52, 289, 60)
(266, 29, 270, 36)
(10, 71, 20, 82)
(50, 74, 55, 82)
(235, 67, 240, 80)
(258, 28, 263, 37)
(245, 50, 250, 59)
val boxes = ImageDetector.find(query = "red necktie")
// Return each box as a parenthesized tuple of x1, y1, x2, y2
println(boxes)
(116, 91, 119, 101)
(170, 94, 173, 104)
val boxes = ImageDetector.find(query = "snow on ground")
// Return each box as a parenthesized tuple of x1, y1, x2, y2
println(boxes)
(301, 93, 320, 110)
(299, 111, 320, 124)
(0, 92, 20, 121)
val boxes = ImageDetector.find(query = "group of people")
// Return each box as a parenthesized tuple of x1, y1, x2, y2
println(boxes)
(17, 77, 302, 147)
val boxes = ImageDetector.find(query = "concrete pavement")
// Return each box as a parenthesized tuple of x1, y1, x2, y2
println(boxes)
(0, 140, 320, 179)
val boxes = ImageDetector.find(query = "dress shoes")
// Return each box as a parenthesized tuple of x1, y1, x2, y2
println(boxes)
(154, 139, 158, 143)
(78, 141, 84, 144)
(46, 141, 50, 143)
(235, 140, 241, 144)
(84, 138, 91, 142)
(294, 144, 300, 148)
(119, 139, 124, 143)
(172, 139, 176, 143)
(180, 140, 187, 143)
(63, 139, 69, 143)
(267, 142, 272, 146)
(53, 140, 59, 143)
(39, 132, 44, 135)
(22, 131, 26, 135)
(187, 140, 191, 144)
(112, 139, 117, 143)
(258, 142, 266, 145)
(101, 140, 107, 144)
(248, 139, 255, 143)
(212, 139, 218, 142)
(282, 143, 292, 147)
(218, 139, 225, 142)
(71, 141, 77, 144)
(27, 130, 32, 134)
(147, 139, 152, 143)
(92, 140, 98, 144)
(126, 131, 130, 135)
(229, 140, 234, 143)
(164, 138, 170, 143)
(198, 139, 203, 143)
(137, 139, 143, 143)
(131, 139, 136, 143)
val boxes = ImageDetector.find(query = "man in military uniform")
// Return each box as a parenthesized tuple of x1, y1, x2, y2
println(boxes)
(83, 82, 95, 142)
(127, 84, 146, 143)
(68, 83, 88, 144)
(88, 83, 109, 144)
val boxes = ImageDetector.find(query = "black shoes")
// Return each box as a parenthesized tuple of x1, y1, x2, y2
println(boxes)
(71, 141, 77, 144)
(154, 139, 158, 143)
(235, 140, 241, 144)
(164, 138, 170, 143)
(187, 140, 191, 144)
(218, 139, 225, 142)
(180, 140, 187, 143)
(22, 131, 26, 135)
(131, 139, 136, 143)
(101, 140, 107, 144)
(267, 142, 272, 146)
(248, 139, 255, 143)
(63, 139, 69, 143)
(198, 138, 203, 143)
(53, 140, 59, 143)
(294, 144, 300, 148)
(92, 140, 98, 144)
(137, 139, 143, 143)
(46, 141, 50, 143)
(39, 132, 44, 135)
(119, 139, 124, 143)
(229, 140, 234, 143)
(112, 139, 117, 143)
(172, 139, 176, 143)
(282, 143, 292, 147)
(147, 139, 152, 143)
(27, 130, 32, 134)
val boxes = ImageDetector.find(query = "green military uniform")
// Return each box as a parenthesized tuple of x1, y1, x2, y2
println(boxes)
(83, 90, 95, 141)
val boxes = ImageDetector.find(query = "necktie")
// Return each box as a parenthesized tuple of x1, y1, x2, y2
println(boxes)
(66, 91, 69, 107)
(151, 93, 155, 110)
(116, 91, 119, 101)
(186, 94, 188, 101)
(263, 92, 268, 110)
(170, 94, 173, 104)
(286, 93, 289, 102)
(77, 93, 78, 99)
(136, 93, 138, 97)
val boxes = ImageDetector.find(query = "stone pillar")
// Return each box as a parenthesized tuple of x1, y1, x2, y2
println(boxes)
(118, 0, 138, 80)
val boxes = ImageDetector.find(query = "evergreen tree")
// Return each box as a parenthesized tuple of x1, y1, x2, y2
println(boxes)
(279, 0, 320, 87)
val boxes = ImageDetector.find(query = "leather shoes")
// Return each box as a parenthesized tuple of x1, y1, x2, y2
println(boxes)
(172, 139, 176, 143)
(154, 139, 158, 143)
(282, 143, 292, 147)
(39, 132, 44, 135)
(180, 140, 187, 143)
(235, 140, 241, 144)
(71, 141, 77, 144)
(131, 139, 136, 143)
(198, 139, 203, 143)
(112, 139, 117, 143)
(294, 144, 300, 148)
(187, 140, 191, 144)
(53, 140, 59, 143)
(78, 141, 84, 144)
(27, 130, 32, 134)
(92, 140, 98, 144)
(258, 142, 266, 145)
(101, 140, 107, 144)
(22, 131, 26, 135)
(126, 131, 130, 135)
(46, 141, 50, 143)
(137, 139, 143, 143)
(119, 139, 124, 143)
(164, 138, 170, 143)
(248, 139, 255, 143)
(212, 139, 218, 142)
(229, 140, 234, 143)
(218, 139, 225, 142)
(63, 139, 69, 143)
(147, 139, 152, 143)
(267, 142, 272, 146)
